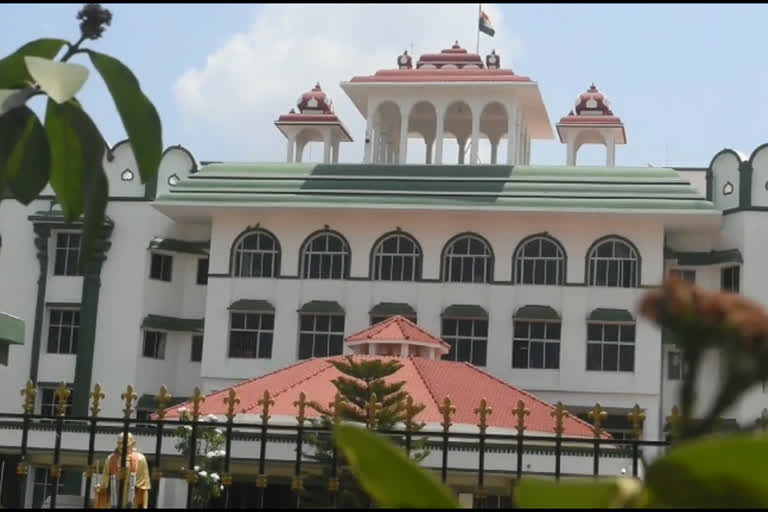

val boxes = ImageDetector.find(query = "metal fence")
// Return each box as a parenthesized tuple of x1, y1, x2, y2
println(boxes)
(4, 381, 673, 509)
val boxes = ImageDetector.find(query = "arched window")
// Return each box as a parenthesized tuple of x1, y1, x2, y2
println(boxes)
(300, 231, 350, 279)
(232, 230, 281, 278)
(513, 236, 566, 285)
(442, 234, 493, 283)
(587, 237, 639, 288)
(371, 232, 422, 281)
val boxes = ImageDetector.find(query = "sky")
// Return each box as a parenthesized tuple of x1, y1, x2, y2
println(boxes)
(3, 3, 768, 168)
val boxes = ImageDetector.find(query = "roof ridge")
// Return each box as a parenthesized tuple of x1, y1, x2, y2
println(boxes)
(345, 315, 398, 340)
(241, 358, 336, 414)
(458, 362, 605, 437)
(410, 357, 441, 414)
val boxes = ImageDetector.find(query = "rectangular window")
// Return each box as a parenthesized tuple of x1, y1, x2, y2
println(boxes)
(370, 315, 417, 325)
(441, 317, 488, 366)
(586, 322, 635, 372)
(149, 253, 173, 282)
(54, 232, 82, 276)
(667, 349, 690, 380)
(142, 331, 166, 359)
(298, 314, 344, 359)
(32, 467, 65, 508)
(512, 321, 561, 369)
(39, 387, 73, 417)
(229, 312, 274, 359)
(669, 268, 696, 283)
(191, 335, 203, 362)
(46, 309, 80, 354)
(721, 266, 740, 292)
(196, 258, 209, 285)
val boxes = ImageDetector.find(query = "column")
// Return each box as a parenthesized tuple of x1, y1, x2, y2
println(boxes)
(72, 222, 114, 417)
(507, 103, 518, 165)
(425, 139, 434, 164)
(457, 138, 467, 164)
(296, 140, 305, 163)
(522, 127, 529, 164)
(372, 120, 381, 163)
(606, 134, 616, 167)
(400, 344, 408, 357)
(567, 139, 576, 166)
(363, 108, 374, 163)
(286, 135, 295, 163)
(28, 224, 50, 386)
(470, 111, 480, 164)
(322, 132, 332, 163)
(398, 118, 409, 164)
(518, 118, 525, 165)
(490, 139, 498, 164)
(332, 140, 340, 163)
(434, 106, 445, 164)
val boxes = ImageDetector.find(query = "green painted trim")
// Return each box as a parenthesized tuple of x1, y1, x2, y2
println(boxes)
(29, 224, 51, 385)
(442, 304, 488, 319)
(71, 224, 113, 417)
(665, 248, 743, 266)
(513, 305, 560, 321)
(137, 394, 189, 410)
(368, 302, 416, 317)
(28, 209, 114, 228)
(148, 237, 210, 255)
(45, 302, 81, 309)
(739, 161, 753, 209)
(297, 300, 345, 314)
(228, 299, 275, 312)
(141, 314, 204, 333)
(0, 313, 24, 345)
(588, 308, 634, 323)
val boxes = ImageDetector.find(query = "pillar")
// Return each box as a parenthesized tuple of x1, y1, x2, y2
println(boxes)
(296, 140, 306, 163)
(363, 107, 374, 163)
(332, 140, 340, 163)
(72, 222, 113, 417)
(286, 135, 295, 163)
(398, 119, 409, 164)
(323, 133, 332, 163)
(457, 138, 467, 164)
(518, 118, 525, 165)
(567, 139, 577, 166)
(28, 224, 50, 385)
(490, 139, 498, 164)
(470, 111, 480, 164)
(425, 139, 434, 164)
(400, 344, 408, 357)
(434, 107, 445, 164)
(606, 134, 616, 167)
(507, 103, 518, 165)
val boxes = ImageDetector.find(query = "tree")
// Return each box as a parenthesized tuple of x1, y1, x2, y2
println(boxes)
(0, 3, 162, 267)
(173, 408, 226, 509)
(301, 356, 427, 508)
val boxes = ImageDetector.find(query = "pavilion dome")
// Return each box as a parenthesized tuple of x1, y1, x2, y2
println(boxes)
(296, 82, 334, 114)
(574, 83, 613, 116)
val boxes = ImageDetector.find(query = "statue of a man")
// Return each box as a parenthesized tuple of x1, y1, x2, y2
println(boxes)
(94, 433, 150, 508)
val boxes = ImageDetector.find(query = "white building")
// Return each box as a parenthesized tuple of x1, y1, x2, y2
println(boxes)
(0, 41, 765, 506)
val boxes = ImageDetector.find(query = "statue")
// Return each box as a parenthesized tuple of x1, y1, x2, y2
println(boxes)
(94, 433, 151, 508)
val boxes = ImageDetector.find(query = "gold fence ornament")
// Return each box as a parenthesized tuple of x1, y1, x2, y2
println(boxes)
(628, 404, 646, 439)
(551, 402, 569, 437)
(120, 385, 138, 418)
(89, 383, 105, 417)
(512, 400, 530, 435)
(154, 385, 172, 419)
(588, 403, 608, 438)
(438, 396, 456, 433)
(224, 388, 240, 422)
(474, 398, 493, 434)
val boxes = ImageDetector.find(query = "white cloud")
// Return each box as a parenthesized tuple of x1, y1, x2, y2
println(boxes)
(173, 3, 522, 164)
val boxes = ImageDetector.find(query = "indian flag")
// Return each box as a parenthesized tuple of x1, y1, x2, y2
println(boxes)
(479, 10, 495, 37)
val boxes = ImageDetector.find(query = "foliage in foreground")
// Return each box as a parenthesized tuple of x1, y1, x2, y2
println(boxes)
(0, 4, 162, 267)
(333, 278, 768, 508)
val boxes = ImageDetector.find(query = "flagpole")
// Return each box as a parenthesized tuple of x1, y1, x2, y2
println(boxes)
(476, 3, 481, 54)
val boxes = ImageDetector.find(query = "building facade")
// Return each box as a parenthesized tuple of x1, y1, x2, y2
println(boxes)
(0, 41, 766, 506)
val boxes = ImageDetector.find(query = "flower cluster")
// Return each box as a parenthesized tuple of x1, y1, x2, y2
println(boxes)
(173, 408, 227, 507)
(76, 3, 112, 40)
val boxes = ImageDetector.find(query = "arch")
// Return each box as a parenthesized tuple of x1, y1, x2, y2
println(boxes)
(368, 230, 423, 281)
(749, 143, 768, 207)
(299, 229, 351, 280)
(585, 235, 641, 288)
(229, 227, 282, 278)
(708, 149, 744, 209)
(407, 101, 437, 164)
(512, 233, 567, 285)
(161, 144, 198, 174)
(440, 232, 494, 283)
(371, 100, 403, 164)
(479, 101, 508, 165)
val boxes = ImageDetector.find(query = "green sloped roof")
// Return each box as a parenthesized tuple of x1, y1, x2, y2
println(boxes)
(588, 308, 634, 323)
(141, 315, 204, 333)
(153, 163, 718, 214)
(148, 237, 210, 255)
(513, 305, 560, 320)
(665, 248, 743, 266)
(369, 302, 416, 317)
(228, 299, 275, 312)
(442, 304, 488, 318)
(0, 312, 24, 345)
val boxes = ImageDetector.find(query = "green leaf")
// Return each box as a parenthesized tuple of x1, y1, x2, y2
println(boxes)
(44, 99, 84, 220)
(0, 39, 68, 89)
(0, 105, 50, 203)
(645, 433, 768, 508)
(516, 477, 646, 509)
(87, 50, 162, 184)
(333, 424, 458, 509)
(24, 57, 89, 104)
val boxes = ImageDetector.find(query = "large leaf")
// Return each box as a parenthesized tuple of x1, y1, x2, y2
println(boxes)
(0, 88, 35, 116)
(24, 57, 89, 104)
(516, 477, 646, 509)
(0, 105, 50, 203)
(645, 433, 768, 507)
(88, 50, 162, 184)
(44, 99, 84, 220)
(57, 103, 109, 269)
(333, 424, 458, 509)
(0, 39, 68, 89)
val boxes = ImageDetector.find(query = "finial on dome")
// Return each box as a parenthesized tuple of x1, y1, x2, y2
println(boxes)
(453, 40, 460, 48)
(289, 108, 295, 114)
(568, 109, 574, 116)
(398, 49, 413, 69)
(313, 82, 322, 91)
(589, 83, 598, 92)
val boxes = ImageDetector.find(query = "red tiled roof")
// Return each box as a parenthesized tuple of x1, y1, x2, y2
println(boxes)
(349, 69, 531, 84)
(162, 355, 604, 438)
(345, 315, 450, 349)
(557, 115, 624, 125)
